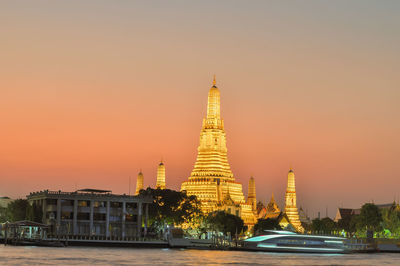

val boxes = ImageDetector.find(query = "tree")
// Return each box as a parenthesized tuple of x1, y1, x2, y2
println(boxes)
(140, 188, 202, 228)
(0, 207, 9, 223)
(206, 211, 245, 238)
(311, 217, 336, 234)
(26, 202, 43, 223)
(311, 218, 323, 233)
(357, 203, 383, 235)
(321, 217, 336, 234)
(381, 208, 400, 238)
(349, 214, 361, 236)
(338, 214, 351, 232)
(6, 199, 30, 221)
(338, 214, 357, 237)
(253, 218, 281, 236)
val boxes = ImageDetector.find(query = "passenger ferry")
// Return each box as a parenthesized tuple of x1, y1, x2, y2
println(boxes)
(243, 230, 349, 253)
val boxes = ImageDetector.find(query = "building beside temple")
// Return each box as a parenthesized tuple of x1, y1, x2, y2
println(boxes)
(0, 196, 12, 209)
(180, 77, 256, 225)
(0, 196, 13, 222)
(334, 201, 400, 223)
(27, 189, 152, 239)
(284, 169, 304, 232)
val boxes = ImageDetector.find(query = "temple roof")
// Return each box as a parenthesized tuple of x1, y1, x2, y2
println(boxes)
(266, 193, 281, 213)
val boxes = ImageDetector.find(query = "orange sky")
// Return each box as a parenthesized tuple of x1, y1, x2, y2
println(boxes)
(1, 1, 399, 218)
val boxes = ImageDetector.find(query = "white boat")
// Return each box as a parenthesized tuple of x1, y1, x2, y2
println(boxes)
(243, 230, 349, 253)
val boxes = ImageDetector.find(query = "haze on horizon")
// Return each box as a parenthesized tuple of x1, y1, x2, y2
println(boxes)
(1, 1, 399, 218)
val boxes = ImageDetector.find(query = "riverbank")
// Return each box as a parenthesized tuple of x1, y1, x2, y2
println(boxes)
(2, 236, 399, 253)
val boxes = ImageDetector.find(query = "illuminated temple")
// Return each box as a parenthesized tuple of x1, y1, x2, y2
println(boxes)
(181, 77, 256, 225)
(284, 169, 304, 232)
(156, 161, 166, 189)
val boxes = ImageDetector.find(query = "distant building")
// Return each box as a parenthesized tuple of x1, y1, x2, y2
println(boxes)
(0, 196, 13, 208)
(334, 208, 355, 223)
(27, 189, 152, 239)
(334, 201, 400, 223)
(0, 197, 13, 222)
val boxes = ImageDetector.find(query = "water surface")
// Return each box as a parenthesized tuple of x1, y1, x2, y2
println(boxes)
(0, 246, 399, 265)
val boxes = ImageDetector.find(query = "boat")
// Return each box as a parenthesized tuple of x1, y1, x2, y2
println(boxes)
(243, 230, 349, 253)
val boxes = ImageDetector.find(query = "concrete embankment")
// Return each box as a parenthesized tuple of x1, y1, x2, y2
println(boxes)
(55, 238, 169, 248)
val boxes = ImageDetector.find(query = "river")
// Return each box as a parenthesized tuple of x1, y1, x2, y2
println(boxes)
(0, 246, 399, 265)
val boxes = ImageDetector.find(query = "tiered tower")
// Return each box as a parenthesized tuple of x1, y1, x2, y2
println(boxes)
(247, 177, 257, 213)
(181, 77, 255, 225)
(135, 171, 144, 195)
(284, 169, 304, 232)
(156, 161, 166, 189)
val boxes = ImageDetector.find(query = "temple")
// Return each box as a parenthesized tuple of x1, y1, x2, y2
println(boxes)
(284, 169, 304, 232)
(135, 171, 144, 195)
(181, 77, 256, 225)
(247, 177, 257, 213)
(156, 161, 166, 189)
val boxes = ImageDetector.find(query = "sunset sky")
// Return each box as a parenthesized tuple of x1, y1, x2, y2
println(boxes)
(1, 1, 399, 218)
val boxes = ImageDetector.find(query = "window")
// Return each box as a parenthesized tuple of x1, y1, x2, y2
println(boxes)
(77, 213, 90, 220)
(78, 200, 90, 207)
(46, 199, 57, 205)
(93, 201, 106, 208)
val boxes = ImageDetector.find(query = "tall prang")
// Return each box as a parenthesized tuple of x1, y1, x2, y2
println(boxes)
(247, 177, 257, 213)
(156, 161, 166, 189)
(284, 169, 304, 232)
(135, 170, 144, 195)
(181, 77, 256, 225)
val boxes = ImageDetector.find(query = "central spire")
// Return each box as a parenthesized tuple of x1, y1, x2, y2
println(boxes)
(180, 76, 256, 225)
(213, 74, 216, 86)
(206, 76, 221, 121)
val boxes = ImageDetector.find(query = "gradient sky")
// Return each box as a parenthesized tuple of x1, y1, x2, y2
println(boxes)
(1, 1, 399, 218)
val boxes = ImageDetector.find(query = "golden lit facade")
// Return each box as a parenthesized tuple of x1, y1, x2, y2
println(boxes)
(247, 177, 257, 213)
(135, 171, 144, 195)
(156, 161, 166, 189)
(284, 169, 304, 232)
(181, 77, 256, 225)
(258, 193, 281, 219)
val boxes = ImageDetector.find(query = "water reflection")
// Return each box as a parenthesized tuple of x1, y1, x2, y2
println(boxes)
(0, 246, 398, 265)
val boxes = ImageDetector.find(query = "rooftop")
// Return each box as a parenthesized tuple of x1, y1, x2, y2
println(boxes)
(77, 188, 112, 194)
